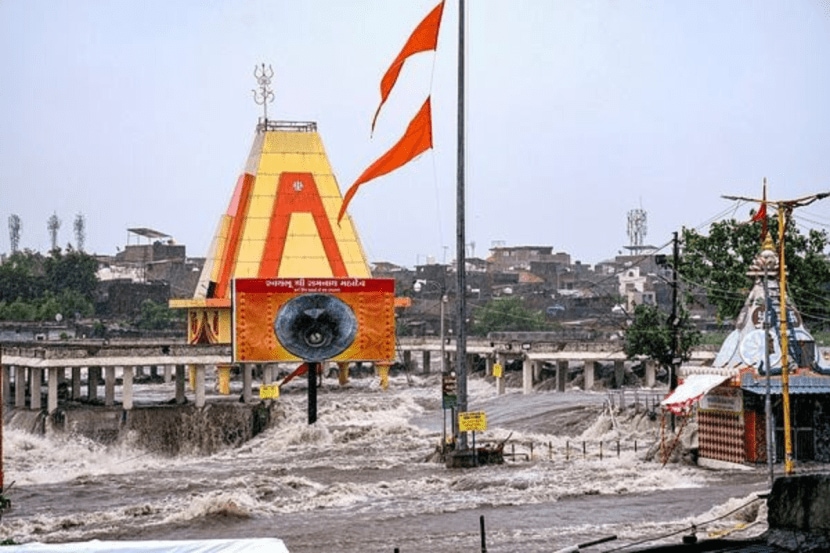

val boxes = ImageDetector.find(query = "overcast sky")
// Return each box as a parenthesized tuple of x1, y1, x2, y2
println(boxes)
(1, 0, 829, 268)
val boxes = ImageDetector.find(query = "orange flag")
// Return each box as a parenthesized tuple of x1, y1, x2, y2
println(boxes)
(751, 181, 768, 241)
(339, 97, 433, 223)
(371, 1, 445, 133)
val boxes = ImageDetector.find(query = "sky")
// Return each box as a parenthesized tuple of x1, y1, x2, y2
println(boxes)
(1, 0, 829, 268)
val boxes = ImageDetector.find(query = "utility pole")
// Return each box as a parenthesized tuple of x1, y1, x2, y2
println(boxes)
(777, 205, 794, 474)
(723, 187, 829, 475)
(669, 231, 680, 432)
(454, 0, 468, 452)
(762, 259, 774, 486)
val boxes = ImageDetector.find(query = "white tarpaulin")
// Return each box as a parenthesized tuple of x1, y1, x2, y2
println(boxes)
(661, 374, 730, 415)
(3, 538, 290, 553)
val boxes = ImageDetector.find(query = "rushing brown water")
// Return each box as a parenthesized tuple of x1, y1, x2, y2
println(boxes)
(1, 374, 770, 551)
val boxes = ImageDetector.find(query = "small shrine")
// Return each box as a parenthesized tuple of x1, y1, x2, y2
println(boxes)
(665, 235, 830, 466)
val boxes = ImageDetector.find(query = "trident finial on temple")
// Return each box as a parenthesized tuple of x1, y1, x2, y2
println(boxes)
(252, 63, 275, 125)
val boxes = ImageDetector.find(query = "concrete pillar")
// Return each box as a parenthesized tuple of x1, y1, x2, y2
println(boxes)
(188, 365, 196, 391)
(486, 356, 494, 377)
(105, 366, 116, 406)
(122, 366, 134, 410)
(422, 350, 431, 375)
(47, 367, 59, 413)
(556, 360, 568, 392)
(175, 365, 186, 404)
(150, 365, 159, 379)
(645, 359, 657, 388)
(71, 367, 82, 400)
(614, 360, 625, 389)
(495, 353, 507, 395)
(522, 358, 534, 395)
(337, 362, 350, 386)
(403, 350, 412, 372)
(242, 364, 253, 403)
(88, 367, 99, 401)
(533, 360, 542, 382)
(377, 362, 390, 390)
(2, 365, 10, 405)
(15, 366, 26, 408)
(194, 365, 206, 408)
(164, 365, 172, 384)
(30, 367, 42, 410)
(217, 365, 232, 395)
(583, 360, 595, 391)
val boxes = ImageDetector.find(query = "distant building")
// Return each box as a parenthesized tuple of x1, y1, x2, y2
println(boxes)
(95, 227, 202, 316)
(487, 245, 569, 273)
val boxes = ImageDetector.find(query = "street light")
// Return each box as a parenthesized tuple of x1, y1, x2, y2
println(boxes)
(414, 278, 454, 449)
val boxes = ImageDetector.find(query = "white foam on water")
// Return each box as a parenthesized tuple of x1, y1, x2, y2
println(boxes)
(161, 489, 260, 523)
(4, 428, 169, 486)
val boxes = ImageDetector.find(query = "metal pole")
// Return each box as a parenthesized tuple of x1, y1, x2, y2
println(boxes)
(455, 0, 468, 450)
(307, 362, 318, 425)
(440, 291, 446, 375)
(440, 286, 447, 448)
(669, 231, 679, 432)
(0, 346, 4, 493)
(762, 263, 774, 486)
(480, 514, 487, 553)
(778, 207, 793, 474)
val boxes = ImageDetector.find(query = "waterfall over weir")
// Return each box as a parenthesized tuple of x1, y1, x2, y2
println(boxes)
(6, 401, 281, 456)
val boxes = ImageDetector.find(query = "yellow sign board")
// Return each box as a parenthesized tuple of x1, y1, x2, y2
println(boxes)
(492, 363, 503, 378)
(259, 383, 280, 400)
(458, 411, 487, 432)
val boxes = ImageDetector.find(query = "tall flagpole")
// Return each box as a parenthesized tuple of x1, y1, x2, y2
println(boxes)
(455, 0, 468, 451)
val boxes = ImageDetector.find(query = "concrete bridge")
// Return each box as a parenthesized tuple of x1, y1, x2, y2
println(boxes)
(397, 336, 716, 394)
(0, 338, 716, 414)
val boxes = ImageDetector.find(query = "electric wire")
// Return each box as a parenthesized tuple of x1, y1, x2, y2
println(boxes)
(604, 494, 766, 552)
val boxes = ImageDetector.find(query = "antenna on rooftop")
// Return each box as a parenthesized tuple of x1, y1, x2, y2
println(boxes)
(8, 214, 21, 254)
(47, 212, 61, 252)
(627, 208, 647, 248)
(252, 63, 275, 126)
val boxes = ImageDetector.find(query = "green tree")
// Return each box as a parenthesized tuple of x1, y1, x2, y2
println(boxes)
(0, 299, 37, 321)
(43, 247, 99, 301)
(0, 248, 99, 320)
(133, 299, 182, 330)
(0, 251, 46, 303)
(623, 304, 701, 376)
(471, 297, 547, 335)
(680, 215, 830, 327)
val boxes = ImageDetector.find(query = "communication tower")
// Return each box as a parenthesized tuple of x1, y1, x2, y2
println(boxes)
(624, 207, 656, 255)
(74, 213, 86, 252)
(8, 214, 20, 253)
(627, 208, 647, 248)
(47, 212, 61, 251)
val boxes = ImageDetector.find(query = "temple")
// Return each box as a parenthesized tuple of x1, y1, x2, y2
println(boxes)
(665, 235, 830, 466)
(169, 119, 372, 345)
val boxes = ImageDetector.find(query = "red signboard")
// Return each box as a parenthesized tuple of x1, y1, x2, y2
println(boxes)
(233, 278, 396, 363)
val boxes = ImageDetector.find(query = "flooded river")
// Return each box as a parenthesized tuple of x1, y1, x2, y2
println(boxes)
(1, 373, 771, 551)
